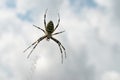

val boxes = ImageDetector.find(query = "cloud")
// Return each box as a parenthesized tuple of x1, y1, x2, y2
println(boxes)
(102, 71, 120, 80)
(0, 0, 120, 80)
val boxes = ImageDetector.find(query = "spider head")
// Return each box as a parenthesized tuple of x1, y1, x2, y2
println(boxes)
(46, 21, 54, 34)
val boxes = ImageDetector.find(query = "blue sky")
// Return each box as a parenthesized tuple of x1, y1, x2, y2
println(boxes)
(5, 0, 16, 8)
(69, 0, 97, 8)
(0, 0, 120, 80)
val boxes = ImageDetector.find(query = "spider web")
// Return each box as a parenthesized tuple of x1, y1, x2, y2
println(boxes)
(26, 53, 40, 80)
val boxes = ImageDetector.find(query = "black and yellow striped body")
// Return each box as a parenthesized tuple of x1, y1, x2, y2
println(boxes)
(46, 21, 54, 34)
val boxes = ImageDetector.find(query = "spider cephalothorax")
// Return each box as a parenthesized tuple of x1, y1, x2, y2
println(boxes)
(23, 9, 66, 63)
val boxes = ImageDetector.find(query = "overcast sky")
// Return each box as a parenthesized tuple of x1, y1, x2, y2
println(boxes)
(0, 0, 120, 80)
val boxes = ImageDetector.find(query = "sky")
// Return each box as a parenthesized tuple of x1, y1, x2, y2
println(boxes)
(0, 0, 120, 80)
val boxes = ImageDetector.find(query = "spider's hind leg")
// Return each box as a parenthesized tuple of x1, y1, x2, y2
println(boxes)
(54, 13, 60, 32)
(44, 9, 48, 28)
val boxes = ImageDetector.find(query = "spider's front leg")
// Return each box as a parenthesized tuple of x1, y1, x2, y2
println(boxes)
(51, 37, 66, 63)
(23, 35, 47, 58)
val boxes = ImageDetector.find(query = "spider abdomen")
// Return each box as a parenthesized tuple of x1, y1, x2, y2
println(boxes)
(46, 21, 54, 33)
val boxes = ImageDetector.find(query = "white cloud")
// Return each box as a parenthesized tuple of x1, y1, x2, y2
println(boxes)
(0, 0, 120, 80)
(102, 71, 120, 80)
(95, 0, 112, 8)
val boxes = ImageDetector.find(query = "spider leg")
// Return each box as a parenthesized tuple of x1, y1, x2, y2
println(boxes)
(60, 43, 66, 58)
(58, 45, 64, 63)
(33, 25, 45, 33)
(24, 35, 47, 58)
(44, 9, 48, 29)
(51, 37, 66, 63)
(23, 41, 37, 53)
(53, 31, 65, 36)
(54, 13, 60, 32)
(27, 42, 38, 58)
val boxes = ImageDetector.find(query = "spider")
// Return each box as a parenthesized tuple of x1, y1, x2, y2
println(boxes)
(23, 9, 66, 63)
